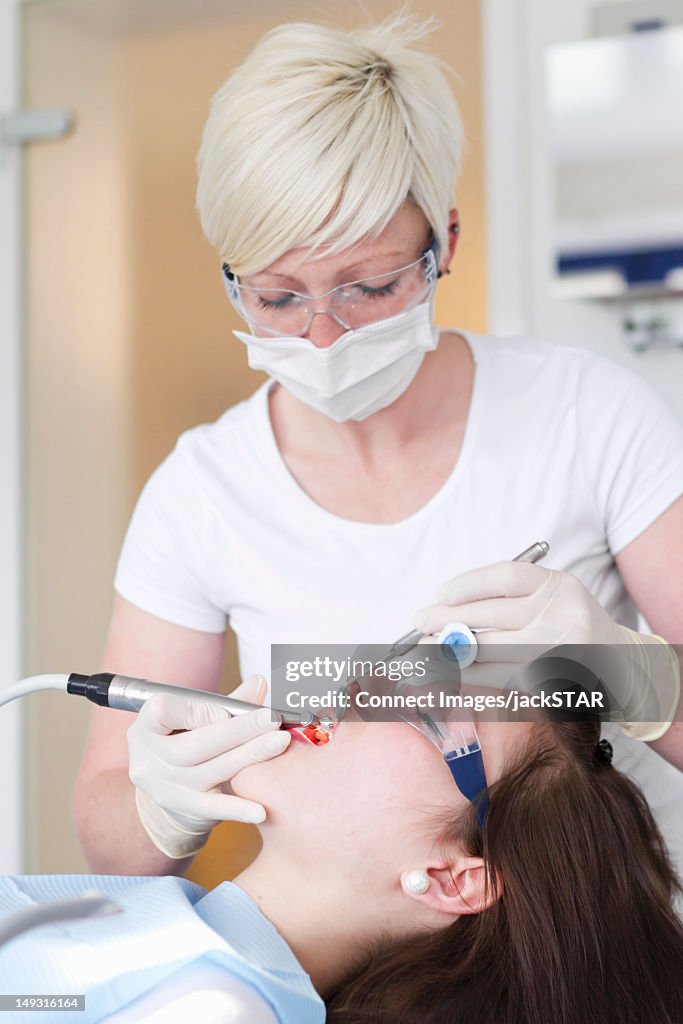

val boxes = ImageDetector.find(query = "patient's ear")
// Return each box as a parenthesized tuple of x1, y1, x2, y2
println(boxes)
(401, 857, 501, 918)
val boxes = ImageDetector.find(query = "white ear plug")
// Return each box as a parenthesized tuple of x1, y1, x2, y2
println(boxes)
(404, 870, 429, 895)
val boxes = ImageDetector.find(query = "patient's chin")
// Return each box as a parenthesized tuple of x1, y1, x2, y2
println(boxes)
(230, 733, 305, 801)
(230, 758, 270, 800)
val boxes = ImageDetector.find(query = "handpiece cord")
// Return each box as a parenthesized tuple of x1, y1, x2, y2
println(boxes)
(0, 675, 69, 707)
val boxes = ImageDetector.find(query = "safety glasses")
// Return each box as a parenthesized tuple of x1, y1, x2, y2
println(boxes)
(222, 238, 439, 337)
(341, 649, 489, 828)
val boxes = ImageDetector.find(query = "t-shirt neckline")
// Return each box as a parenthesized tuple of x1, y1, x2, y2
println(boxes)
(252, 328, 486, 533)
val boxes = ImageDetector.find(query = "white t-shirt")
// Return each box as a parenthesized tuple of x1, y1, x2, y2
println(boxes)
(114, 331, 683, 864)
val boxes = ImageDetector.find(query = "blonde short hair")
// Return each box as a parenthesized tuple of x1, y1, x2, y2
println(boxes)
(196, 13, 464, 276)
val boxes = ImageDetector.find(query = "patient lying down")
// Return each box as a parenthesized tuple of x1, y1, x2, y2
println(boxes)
(1, 712, 682, 1024)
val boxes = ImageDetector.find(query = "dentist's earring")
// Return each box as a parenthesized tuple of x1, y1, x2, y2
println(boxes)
(403, 870, 429, 895)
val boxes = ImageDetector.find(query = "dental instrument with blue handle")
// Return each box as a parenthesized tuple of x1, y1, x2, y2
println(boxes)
(384, 541, 550, 829)
(386, 541, 550, 667)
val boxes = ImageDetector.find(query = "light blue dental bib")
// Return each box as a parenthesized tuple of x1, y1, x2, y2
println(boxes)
(0, 874, 324, 1024)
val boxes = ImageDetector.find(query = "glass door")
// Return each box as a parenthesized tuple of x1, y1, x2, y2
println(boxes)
(0, 0, 24, 875)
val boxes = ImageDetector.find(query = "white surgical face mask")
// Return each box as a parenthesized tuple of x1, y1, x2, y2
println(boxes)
(232, 300, 440, 422)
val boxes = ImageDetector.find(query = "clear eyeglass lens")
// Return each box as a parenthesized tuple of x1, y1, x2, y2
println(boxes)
(238, 258, 429, 336)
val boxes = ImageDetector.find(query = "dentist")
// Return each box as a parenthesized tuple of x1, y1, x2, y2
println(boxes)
(73, 14, 683, 876)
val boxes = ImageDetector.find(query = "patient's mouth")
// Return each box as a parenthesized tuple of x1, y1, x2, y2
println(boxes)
(287, 717, 338, 747)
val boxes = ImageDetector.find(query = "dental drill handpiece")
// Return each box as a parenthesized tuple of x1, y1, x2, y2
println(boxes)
(65, 672, 320, 729)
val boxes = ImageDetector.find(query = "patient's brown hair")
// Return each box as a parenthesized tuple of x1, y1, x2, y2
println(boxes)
(326, 722, 683, 1024)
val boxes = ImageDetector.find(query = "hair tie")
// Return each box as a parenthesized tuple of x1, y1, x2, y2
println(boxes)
(593, 738, 614, 767)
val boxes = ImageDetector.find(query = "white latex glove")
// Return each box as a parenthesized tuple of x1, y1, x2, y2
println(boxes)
(128, 674, 290, 858)
(414, 561, 680, 742)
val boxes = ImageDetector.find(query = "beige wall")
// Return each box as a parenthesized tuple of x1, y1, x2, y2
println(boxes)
(24, 0, 485, 875)
(24, 6, 131, 872)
